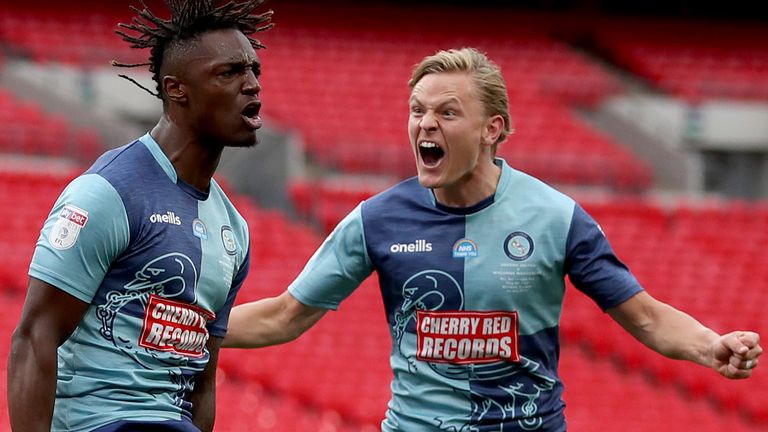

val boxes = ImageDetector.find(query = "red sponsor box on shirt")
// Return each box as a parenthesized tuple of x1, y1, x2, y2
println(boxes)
(139, 294, 215, 357)
(416, 310, 520, 365)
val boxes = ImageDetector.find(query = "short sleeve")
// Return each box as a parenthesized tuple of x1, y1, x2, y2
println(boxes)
(288, 204, 374, 310)
(29, 174, 130, 303)
(564, 204, 643, 311)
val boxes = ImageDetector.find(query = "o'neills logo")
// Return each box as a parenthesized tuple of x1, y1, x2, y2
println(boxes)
(139, 294, 214, 357)
(150, 211, 182, 226)
(416, 310, 520, 364)
(390, 239, 433, 253)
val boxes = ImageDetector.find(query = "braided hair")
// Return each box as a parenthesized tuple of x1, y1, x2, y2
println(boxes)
(113, 0, 273, 99)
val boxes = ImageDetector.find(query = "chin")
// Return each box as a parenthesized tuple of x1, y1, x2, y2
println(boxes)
(228, 133, 259, 148)
(417, 172, 442, 189)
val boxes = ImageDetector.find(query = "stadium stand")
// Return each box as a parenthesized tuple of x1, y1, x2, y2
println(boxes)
(0, 3, 652, 191)
(563, 197, 768, 424)
(256, 16, 651, 190)
(593, 20, 768, 102)
(1, 1, 767, 430)
(559, 343, 758, 431)
(288, 178, 394, 232)
(0, 166, 78, 293)
(1, 168, 766, 430)
(0, 87, 102, 163)
(0, 7, 142, 66)
(216, 378, 378, 431)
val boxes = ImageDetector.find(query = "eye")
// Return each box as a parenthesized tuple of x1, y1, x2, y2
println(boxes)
(222, 64, 246, 77)
(410, 106, 424, 115)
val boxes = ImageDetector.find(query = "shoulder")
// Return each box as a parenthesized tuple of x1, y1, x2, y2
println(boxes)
(85, 139, 143, 178)
(58, 173, 125, 211)
(512, 168, 573, 204)
(362, 177, 427, 214)
(501, 165, 576, 218)
(82, 139, 167, 200)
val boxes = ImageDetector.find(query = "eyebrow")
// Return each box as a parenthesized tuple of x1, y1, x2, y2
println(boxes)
(219, 55, 259, 67)
(214, 57, 261, 75)
(409, 94, 462, 106)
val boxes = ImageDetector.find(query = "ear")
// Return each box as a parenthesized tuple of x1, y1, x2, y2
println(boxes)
(162, 75, 187, 104)
(481, 114, 505, 147)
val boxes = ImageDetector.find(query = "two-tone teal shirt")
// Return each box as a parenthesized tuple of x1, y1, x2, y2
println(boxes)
(289, 158, 642, 431)
(29, 133, 250, 432)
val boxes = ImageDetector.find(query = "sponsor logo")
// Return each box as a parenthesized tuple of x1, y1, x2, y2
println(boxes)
(416, 310, 520, 364)
(390, 239, 433, 254)
(504, 231, 534, 261)
(221, 226, 237, 255)
(192, 218, 207, 240)
(49, 204, 89, 250)
(150, 211, 181, 226)
(139, 294, 214, 357)
(452, 238, 478, 258)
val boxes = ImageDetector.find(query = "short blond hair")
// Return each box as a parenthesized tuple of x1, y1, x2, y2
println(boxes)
(409, 48, 512, 148)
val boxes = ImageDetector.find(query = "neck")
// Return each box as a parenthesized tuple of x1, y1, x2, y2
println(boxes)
(150, 116, 223, 192)
(433, 158, 502, 208)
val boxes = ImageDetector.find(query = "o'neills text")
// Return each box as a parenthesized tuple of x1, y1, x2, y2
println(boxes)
(416, 310, 520, 364)
(390, 239, 433, 253)
(140, 294, 215, 357)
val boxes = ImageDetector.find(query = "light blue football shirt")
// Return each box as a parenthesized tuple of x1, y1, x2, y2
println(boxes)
(29, 133, 250, 432)
(289, 159, 642, 431)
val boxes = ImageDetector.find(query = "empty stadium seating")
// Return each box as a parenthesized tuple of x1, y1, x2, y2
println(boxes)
(563, 196, 768, 423)
(288, 177, 394, 232)
(0, 3, 652, 191)
(560, 343, 759, 431)
(0, 6, 143, 66)
(1, 166, 767, 430)
(256, 18, 650, 190)
(594, 20, 768, 101)
(216, 378, 378, 431)
(0, 87, 102, 163)
(0, 166, 78, 292)
(1, 2, 767, 430)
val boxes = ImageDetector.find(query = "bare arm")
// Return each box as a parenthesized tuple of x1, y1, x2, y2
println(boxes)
(223, 291, 327, 348)
(189, 336, 222, 432)
(8, 277, 90, 431)
(608, 291, 762, 378)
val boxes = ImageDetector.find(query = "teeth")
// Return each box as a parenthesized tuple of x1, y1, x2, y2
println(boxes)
(419, 141, 439, 148)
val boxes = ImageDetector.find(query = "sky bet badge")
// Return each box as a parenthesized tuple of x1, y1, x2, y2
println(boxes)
(49, 204, 89, 250)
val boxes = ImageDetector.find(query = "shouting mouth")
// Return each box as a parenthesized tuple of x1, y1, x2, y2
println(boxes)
(241, 101, 262, 129)
(419, 140, 445, 167)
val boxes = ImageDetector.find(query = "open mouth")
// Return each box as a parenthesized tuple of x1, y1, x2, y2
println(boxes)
(241, 101, 262, 129)
(419, 141, 445, 167)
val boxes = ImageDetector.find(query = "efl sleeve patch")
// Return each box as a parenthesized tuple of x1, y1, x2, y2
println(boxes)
(30, 174, 130, 303)
(48, 204, 89, 250)
(416, 310, 520, 364)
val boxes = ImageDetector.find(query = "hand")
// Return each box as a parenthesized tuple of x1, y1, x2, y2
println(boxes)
(712, 331, 762, 379)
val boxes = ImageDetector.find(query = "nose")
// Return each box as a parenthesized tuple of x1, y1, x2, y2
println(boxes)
(419, 111, 438, 132)
(243, 69, 261, 94)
